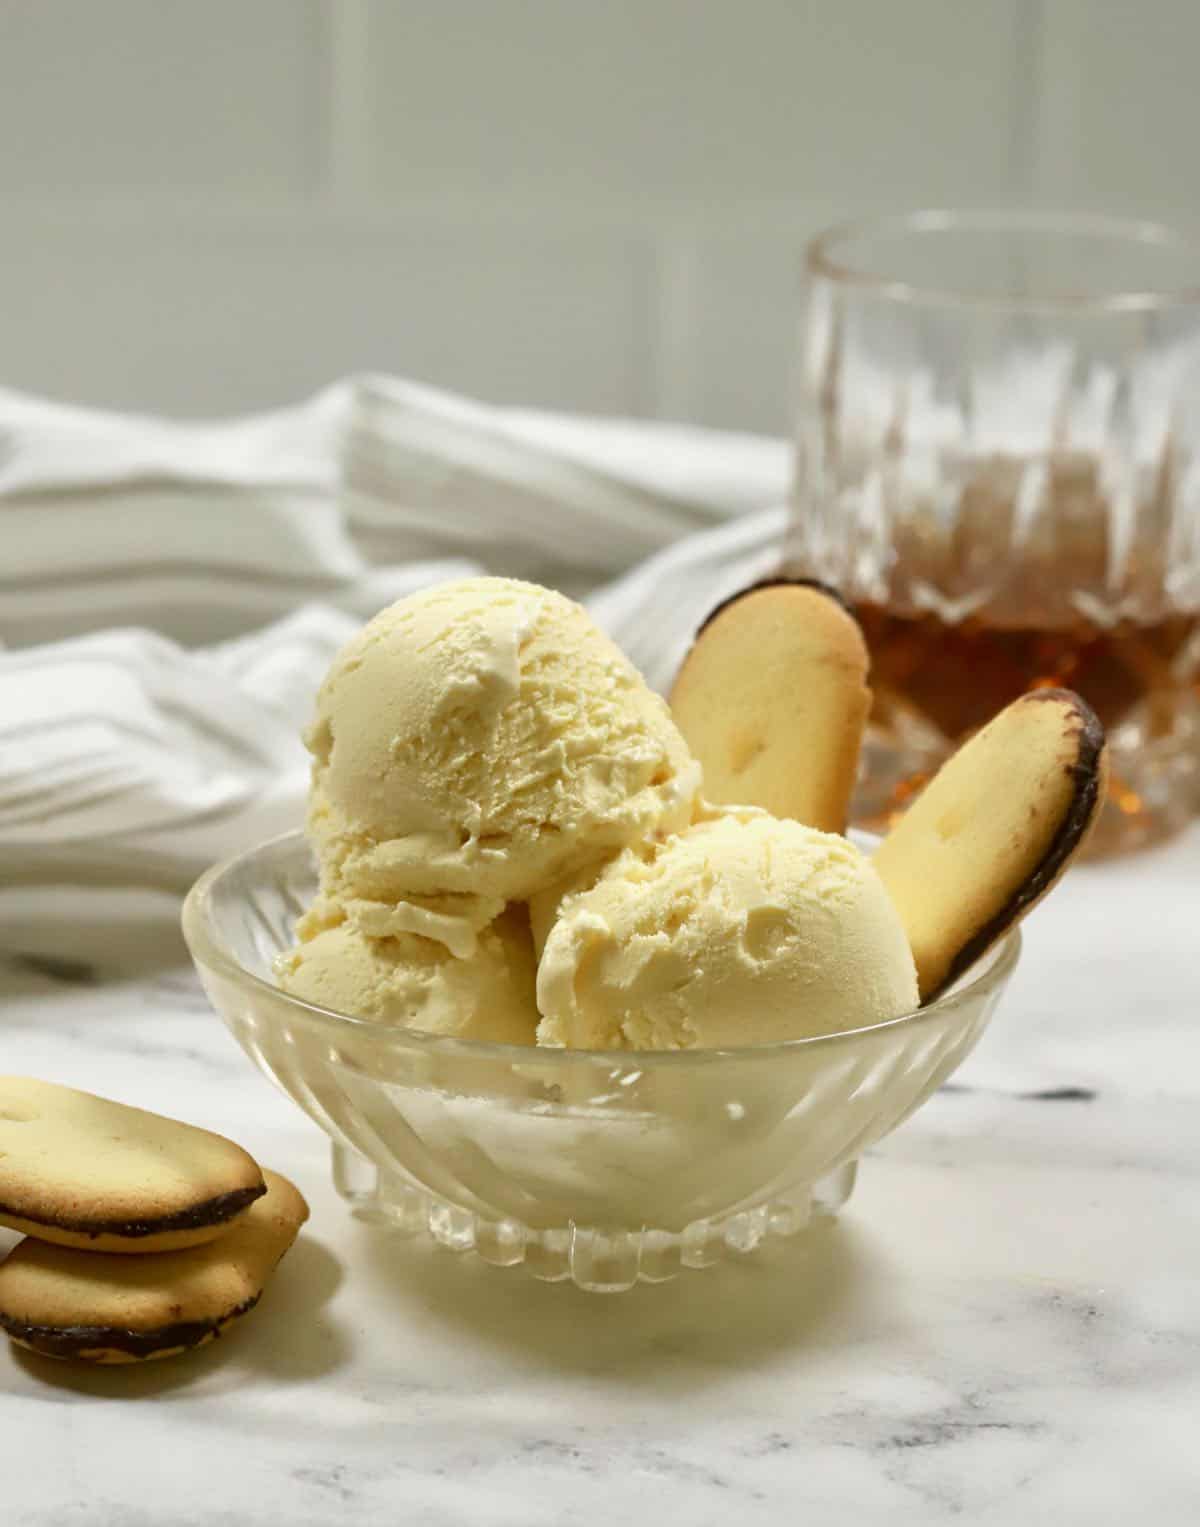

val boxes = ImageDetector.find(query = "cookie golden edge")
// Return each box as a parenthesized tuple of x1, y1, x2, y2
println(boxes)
(926, 688, 1108, 1000)
(691, 575, 858, 635)
(0, 1186, 265, 1255)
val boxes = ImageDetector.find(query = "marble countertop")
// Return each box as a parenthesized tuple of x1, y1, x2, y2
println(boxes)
(3, 827, 1198, 1525)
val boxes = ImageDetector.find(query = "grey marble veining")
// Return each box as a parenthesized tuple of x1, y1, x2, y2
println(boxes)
(2, 828, 1199, 1524)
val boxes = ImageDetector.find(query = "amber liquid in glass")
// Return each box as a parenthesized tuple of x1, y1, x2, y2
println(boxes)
(795, 213, 1200, 853)
(852, 603, 1200, 838)
(855, 604, 1198, 738)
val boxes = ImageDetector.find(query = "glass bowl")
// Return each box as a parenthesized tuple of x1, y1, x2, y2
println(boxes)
(182, 830, 1019, 1292)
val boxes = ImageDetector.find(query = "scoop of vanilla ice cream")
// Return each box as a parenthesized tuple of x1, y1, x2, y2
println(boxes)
(536, 812, 918, 1050)
(306, 578, 700, 954)
(277, 906, 538, 1044)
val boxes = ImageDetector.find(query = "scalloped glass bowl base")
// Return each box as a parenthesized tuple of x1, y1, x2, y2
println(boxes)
(183, 831, 1019, 1293)
(332, 1143, 858, 1291)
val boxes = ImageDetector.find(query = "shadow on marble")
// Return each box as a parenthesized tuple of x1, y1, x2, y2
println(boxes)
(9, 1233, 351, 1398)
(355, 1216, 881, 1383)
(234, 1233, 351, 1383)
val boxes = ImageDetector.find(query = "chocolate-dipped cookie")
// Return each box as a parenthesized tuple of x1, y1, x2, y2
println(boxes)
(0, 1170, 308, 1363)
(0, 1077, 265, 1253)
(670, 579, 871, 833)
(872, 689, 1107, 1000)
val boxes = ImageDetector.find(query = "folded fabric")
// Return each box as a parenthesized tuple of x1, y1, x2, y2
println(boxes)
(588, 505, 786, 694)
(2, 376, 787, 648)
(0, 376, 789, 966)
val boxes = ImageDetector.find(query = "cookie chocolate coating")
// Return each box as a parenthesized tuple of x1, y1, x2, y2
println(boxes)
(1, 1296, 259, 1363)
(0, 1185, 265, 1243)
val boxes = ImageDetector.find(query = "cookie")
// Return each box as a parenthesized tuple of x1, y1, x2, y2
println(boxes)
(0, 1169, 308, 1364)
(670, 579, 871, 833)
(0, 1077, 265, 1253)
(872, 689, 1107, 1000)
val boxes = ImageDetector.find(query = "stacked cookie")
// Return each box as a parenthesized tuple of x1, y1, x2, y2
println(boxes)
(671, 580, 1107, 999)
(0, 1077, 307, 1363)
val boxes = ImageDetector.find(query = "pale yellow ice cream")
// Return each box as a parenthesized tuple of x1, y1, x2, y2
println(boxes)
(306, 577, 700, 957)
(277, 905, 538, 1045)
(536, 811, 918, 1050)
(283, 574, 918, 1057)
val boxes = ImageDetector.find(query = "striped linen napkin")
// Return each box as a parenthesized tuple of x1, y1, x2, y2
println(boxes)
(0, 378, 787, 968)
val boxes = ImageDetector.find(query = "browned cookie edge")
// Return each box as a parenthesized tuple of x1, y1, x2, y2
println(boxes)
(694, 575, 856, 638)
(929, 689, 1107, 1000)
(0, 1183, 266, 1243)
(1, 1294, 260, 1362)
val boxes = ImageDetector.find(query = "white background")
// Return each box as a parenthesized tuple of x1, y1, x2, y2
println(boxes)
(2, 0, 1197, 432)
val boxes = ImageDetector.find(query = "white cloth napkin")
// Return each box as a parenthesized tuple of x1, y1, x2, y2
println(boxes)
(0, 378, 789, 967)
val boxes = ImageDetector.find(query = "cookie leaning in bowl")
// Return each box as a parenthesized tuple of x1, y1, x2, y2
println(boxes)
(670, 579, 871, 834)
(0, 1077, 265, 1253)
(0, 1170, 308, 1364)
(872, 688, 1108, 1001)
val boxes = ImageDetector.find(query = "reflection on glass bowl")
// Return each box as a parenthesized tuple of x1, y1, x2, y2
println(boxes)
(182, 830, 1018, 1292)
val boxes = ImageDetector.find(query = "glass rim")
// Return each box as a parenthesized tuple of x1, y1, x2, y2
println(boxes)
(181, 828, 1021, 1067)
(806, 209, 1200, 313)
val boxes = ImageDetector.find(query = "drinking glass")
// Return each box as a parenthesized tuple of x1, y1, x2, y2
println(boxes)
(790, 211, 1200, 853)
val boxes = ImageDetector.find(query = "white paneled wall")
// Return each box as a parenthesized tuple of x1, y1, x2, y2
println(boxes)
(1, 0, 1197, 431)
